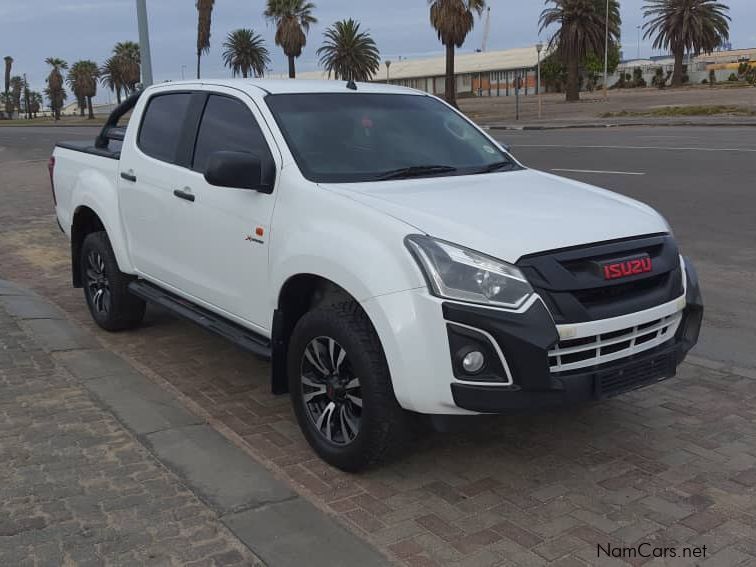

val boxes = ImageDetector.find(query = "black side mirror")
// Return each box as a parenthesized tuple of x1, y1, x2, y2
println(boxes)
(204, 151, 272, 193)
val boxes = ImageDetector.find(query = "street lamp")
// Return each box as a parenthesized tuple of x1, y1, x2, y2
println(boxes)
(136, 0, 154, 86)
(603, 0, 609, 100)
(536, 42, 543, 119)
(181, 65, 187, 80)
(385, 60, 391, 84)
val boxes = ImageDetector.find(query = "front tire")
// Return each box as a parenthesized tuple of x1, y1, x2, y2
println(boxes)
(81, 231, 146, 331)
(288, 302, 408, 472)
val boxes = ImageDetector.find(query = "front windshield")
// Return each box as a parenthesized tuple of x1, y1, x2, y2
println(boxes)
(265, 93, 521, 183)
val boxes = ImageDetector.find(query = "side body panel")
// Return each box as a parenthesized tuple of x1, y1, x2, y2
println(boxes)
(53, 147, 135, 274)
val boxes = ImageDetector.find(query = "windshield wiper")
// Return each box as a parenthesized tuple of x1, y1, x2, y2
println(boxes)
(375, 165, 458, 181)
(475, 161, 519, 174)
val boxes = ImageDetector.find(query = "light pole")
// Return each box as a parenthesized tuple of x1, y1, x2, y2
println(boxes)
(637, 25, 641, 60)
(136, 0, 154, 87)
(603, 0, 609, 100)
(385, 60, 391, 84)
(181, 65, 186, 80)
(536, 42, 543, 119)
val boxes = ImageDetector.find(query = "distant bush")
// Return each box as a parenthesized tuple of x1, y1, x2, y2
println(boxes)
(702, 79, 708, 84)
(709, 69, 716, 86)
(652, 67, 666, 89)
(728, 73, 739, 82)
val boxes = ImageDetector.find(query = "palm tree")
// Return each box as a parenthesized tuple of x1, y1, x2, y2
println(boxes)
(1, 93, 13, 119)
(643, 0, 730, 87)
(317, 19, 381, 82)
(196, 0, 215, 79)
(429, 0, 486, 108)
(29, 91, 43, 118)
(10, 76, 25, 117)
(100, 56, 125, 104)
(67, 62, 88, 117)
(264, 0, 317, 78)
(45, 57, 68, 120)
(539, 0, 621, 102)
(222, 29, 270, 78)
(113, 41, 141, 93)
(68, 60, 100, 119)
(4, 56, 12, 96)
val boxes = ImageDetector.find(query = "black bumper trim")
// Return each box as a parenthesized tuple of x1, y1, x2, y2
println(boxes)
(452, 341, 681, 412)
(446, 257, 703, 413)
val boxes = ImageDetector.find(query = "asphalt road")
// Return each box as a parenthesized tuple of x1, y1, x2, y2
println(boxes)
(495, 126, 756, 369)
(1, 124, 754, 369)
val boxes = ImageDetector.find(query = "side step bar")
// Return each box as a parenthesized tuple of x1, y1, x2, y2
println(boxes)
(128, 280, 272, 360)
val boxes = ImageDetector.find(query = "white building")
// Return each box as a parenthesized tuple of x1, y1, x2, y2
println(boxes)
(298, 46, 545, 97)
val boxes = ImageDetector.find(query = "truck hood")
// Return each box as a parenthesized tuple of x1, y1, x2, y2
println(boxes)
(320, 169, 669, 263)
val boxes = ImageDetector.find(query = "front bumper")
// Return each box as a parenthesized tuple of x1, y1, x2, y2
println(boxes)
(450, 258, 703, 413)
(361, 257, 702, 415)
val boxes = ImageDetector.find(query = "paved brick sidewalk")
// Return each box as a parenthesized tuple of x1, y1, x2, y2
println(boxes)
(0, 301, 259, 566)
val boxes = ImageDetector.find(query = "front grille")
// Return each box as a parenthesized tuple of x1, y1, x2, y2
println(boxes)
(517, 234, 683, 324)
(596, 351, 677, 398)
(549, 312, 682, 373)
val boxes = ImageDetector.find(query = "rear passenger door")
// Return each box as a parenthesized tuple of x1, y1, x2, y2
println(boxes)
(119, 90, 201, 286)
(164, 90, 281, 331)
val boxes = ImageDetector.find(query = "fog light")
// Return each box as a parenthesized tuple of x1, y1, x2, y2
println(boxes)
(462, 351, 485, 374)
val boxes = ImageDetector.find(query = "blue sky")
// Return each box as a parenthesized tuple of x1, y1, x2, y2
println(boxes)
(2, 0, 754, 102)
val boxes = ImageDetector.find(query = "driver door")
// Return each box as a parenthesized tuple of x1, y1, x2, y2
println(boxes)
(162, 90, 281, 331)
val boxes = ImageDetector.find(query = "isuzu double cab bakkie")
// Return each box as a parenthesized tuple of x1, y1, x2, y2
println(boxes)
(51, 80, 703, 471)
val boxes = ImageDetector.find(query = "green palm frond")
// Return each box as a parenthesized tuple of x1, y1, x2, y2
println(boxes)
(222, 29, 271, 78)
(316, 19, 381, 82)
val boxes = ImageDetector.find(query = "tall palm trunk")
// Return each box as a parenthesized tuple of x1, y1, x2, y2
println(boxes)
(197, 52, 201, 79)
(116, 87, 122, 105)
(671, 46, 684, 87)
(288, 55, 296, 78)
(565, 55, 580, 102)
(444, 43, 456, 107)
(87, 96, 94, 119)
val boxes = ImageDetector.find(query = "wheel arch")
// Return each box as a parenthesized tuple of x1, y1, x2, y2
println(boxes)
(271, 273, 383, 396)
(71, 206, 106, 287)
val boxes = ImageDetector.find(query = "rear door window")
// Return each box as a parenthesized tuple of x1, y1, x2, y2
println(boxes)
(192, 95, 274, 183)
(137, 93, 192, 164)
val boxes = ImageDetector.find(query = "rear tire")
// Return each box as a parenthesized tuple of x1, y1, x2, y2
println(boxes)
(288, 301, 408, 472)
(80, 231, 145, 331)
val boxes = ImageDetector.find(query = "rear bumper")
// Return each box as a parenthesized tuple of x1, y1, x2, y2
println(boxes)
(450, 258, 703, 413)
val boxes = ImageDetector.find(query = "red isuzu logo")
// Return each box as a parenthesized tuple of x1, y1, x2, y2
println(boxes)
(599, 254, 653, 280)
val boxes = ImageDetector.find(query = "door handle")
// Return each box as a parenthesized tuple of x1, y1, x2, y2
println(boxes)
(173, 189, 195, 202)
(120, 171, 137, 182)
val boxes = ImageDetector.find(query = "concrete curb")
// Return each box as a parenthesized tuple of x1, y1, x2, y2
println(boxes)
(486, 120, 756, 131)
(0, 278, 390, 567)
(0, 122, 102, 128)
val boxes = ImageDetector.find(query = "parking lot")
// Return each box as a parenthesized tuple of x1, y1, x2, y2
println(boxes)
(2, 125, 756, 566)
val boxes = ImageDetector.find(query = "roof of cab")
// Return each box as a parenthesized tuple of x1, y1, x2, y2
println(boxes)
(148, 78, 423, 96)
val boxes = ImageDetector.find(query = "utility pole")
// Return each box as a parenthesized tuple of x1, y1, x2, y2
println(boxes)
(515, 73, 520, 121)
(385, 60, 391, 84)
(603, 0, 609, 100)
(136, 0, 154, 87)
(637, 25, 641, 60)
(536, 43, 543, 119)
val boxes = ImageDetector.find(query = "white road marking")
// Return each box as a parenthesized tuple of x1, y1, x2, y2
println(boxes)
(514, 144, 756, 153)
(552, 168, 645, 176)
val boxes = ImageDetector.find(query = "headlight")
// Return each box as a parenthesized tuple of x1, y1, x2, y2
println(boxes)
(405, 235, 534, 309)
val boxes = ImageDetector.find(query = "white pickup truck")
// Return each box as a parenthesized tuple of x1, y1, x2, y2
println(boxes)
(52, 80, 702, 471)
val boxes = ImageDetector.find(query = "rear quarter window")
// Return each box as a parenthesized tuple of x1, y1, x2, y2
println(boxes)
(137, 93, 192, 163)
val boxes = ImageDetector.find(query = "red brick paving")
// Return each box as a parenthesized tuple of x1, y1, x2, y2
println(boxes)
(4, 162, 756, 565)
